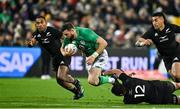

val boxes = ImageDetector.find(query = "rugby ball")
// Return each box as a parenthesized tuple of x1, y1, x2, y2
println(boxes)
(64, 44, 78, 55)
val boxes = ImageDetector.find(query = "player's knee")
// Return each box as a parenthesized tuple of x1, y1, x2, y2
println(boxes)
(170, 71, 179, 81)
(57, 72, 66, 81)
(88, 78, 99, 86)
(56, 78, 63, 86)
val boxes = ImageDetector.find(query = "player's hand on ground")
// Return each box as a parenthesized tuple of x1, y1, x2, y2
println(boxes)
(86, 55, 95, 65)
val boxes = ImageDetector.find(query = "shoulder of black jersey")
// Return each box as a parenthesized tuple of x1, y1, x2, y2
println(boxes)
(119, 73, 130, 81)
(143, 26, 155, 35)
(32, 29, 38, 35)
(149, 26, 155, 31)
(169, 23, 179, 27)
(32, 29, 39, 38)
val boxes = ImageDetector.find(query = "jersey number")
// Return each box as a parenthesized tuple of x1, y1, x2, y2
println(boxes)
(134, 85, 145, 98)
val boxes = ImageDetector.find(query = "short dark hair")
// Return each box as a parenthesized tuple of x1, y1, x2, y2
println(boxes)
(152, 12, 167, 24)
(36, 16, 46, 20)
(62, 22, 75, 32)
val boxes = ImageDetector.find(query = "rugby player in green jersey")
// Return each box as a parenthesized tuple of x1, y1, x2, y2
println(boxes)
(61, 23, 116, 87)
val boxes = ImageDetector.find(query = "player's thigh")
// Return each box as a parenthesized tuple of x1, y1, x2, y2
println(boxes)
(86, 50, 108, 72)
(171, 56, 180, 77)
(55, 57, 71, 78)
(162, 57, 172, 73)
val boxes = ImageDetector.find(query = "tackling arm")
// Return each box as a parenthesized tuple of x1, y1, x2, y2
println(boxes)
(135, 37, 153, 47)
(103, 69, 124, 77)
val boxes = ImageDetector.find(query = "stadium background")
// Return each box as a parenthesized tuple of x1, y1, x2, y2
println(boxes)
(0, 0, 179, 78)
(0, 0, 180, 108)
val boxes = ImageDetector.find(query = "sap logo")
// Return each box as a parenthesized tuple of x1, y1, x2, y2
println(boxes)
(0, 52, 34, 72)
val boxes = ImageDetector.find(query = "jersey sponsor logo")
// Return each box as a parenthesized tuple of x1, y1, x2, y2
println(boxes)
(129, 89, 133, 95)
(80, 40, 85, 45)
(166, 28, 171, 33)
(37, 34, 41, 38)
(159, 35, 169, 42)
(41, 38, 50, 43)
(72, 41, 76, 44)
(160, 35, 167, 39)
(155, 33, 158, 37)
(159, 38, 169, 42)
(173, 57, 179, 61)
(46, 32, 51, 37)
(60, 61, 64, 64)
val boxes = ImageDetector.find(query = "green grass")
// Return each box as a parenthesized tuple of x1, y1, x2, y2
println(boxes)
(0, 78, 180, 108)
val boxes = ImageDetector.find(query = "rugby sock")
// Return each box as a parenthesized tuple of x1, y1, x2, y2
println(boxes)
(99, 76, 115, 85)
(108, 77, 115, 84)
(69, 87, 78, 94)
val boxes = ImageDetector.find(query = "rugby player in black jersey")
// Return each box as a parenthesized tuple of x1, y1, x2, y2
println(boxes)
(136, 12, 180, 82)
(26, 16, 84, 100)
(103, 69, 180, 104)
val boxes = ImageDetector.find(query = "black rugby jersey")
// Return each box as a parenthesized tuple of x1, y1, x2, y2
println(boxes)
(119, 73, 152, 104)
(119, 73, 176, 104)
(142, 24, 180, 56)
(32, 26, 62, 57)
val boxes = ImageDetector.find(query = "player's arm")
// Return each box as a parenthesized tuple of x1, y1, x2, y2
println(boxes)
(135, 37, 153, 47)
(103, 69, 124, 77)
(93, 36, 108, 57)
(85, 28, 107, 64)
(135, 29, 153, 47)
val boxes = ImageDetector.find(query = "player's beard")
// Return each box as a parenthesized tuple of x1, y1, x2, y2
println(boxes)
(38, 26, 46, 32)
(153, 25, 160, 30)
(70, 34, 76, 40)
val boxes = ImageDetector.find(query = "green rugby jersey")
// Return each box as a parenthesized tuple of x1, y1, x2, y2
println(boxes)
(63, 27, 99, 57)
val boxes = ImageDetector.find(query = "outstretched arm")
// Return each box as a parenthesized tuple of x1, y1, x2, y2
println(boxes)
(135, 38, 153, 47)
(103, 69, 124, 77)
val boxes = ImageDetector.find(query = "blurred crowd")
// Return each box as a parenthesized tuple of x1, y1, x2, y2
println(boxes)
(0, 0, 179, 48)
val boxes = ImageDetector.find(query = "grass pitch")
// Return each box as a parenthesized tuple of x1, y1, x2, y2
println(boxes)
(0, 78, 180, 108)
